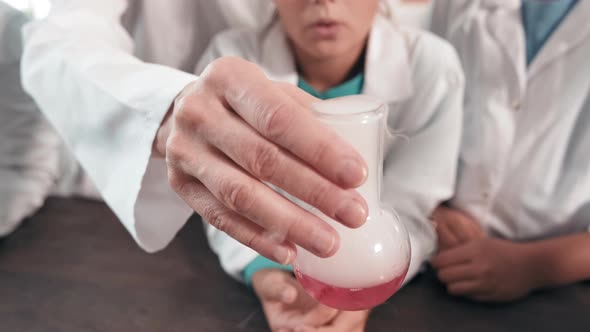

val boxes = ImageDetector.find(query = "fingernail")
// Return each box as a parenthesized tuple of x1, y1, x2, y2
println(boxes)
(274, 246, 293, 265)
(335, 199, 367, 228)
(312, 230, 337, 257)
(337, 159, 367, 187)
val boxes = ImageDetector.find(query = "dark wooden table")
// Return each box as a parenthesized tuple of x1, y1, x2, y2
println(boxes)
(1, 198, 589, 332)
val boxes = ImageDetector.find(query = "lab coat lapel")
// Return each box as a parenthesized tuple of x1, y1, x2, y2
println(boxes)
(260, 21, 298, 86)
(528, 0, 590, 80)
(484, 0, 527, 94)
(363, 16, 413, 104)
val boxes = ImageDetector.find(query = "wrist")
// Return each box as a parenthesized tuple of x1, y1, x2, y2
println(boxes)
(152, 106, 173, 158)
(519, 241, 555, 290)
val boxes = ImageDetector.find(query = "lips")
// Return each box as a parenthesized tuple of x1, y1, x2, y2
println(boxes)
(308, 19, 342, 38)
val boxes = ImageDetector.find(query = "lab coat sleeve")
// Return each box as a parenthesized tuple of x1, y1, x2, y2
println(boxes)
(383, 38, 465, 283)
(21, 0, 197, 252)
(194, 30, 261, 281)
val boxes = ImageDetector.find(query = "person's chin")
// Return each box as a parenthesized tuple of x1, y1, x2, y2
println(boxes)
(306, 42, 347, 58)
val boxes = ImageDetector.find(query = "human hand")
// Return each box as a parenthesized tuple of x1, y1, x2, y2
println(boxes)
(431, 238, 538, 302)
(295, 310, 369, 332)
(252, 269, 340, 332)
(155, 57, 368, 264)
(432, 206, 486, 251)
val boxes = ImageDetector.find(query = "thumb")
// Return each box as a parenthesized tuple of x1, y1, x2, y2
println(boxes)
(254, 270, 298, 304)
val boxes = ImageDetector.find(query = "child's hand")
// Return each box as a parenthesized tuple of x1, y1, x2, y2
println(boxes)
(431, 238, 538, 302)
(432, 206, 486, 251)
(251, 269, 339, 331)
(295, 310, 369, 332)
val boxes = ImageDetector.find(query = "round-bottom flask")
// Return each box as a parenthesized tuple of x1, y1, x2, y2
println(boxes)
(293, 95, 411, 311)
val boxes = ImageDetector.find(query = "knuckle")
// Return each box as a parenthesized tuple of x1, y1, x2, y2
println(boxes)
(205, 206, 233, 234)
(245, 232, 262, 252)
(309, 139, 330, 167)
(251, 143, 280, 180)
(202, 56, 251, 88)
(306, 182, 332, 210)
(167, 169, 185, 192)
(264, 228, 289, 246)
(259, 102, 294, 141)
(165, 133, 186, 162)
(174, 96, 209, 132)
(202, 57, 233, 86)
(282, 214, 304, 242)
(219, 180, 256, 214)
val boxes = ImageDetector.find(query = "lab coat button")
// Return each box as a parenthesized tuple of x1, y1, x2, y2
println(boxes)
(511, 99, 521, 111)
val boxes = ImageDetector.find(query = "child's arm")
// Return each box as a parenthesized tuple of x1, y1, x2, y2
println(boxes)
(431, 231, 590, 302)
(526, 231, 590, 288)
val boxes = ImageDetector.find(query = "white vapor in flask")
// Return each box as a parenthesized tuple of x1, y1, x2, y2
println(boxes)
(293, 95, 411, 311)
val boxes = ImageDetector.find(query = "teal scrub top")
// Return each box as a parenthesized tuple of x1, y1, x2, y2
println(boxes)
(297, 73, 365, 100)
(522, 0, 579, 64)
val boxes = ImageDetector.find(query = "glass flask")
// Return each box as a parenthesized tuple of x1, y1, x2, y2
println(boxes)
(293, 95, 411, 311)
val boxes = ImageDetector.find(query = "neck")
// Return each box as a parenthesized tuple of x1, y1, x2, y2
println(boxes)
(293, 40, 367, 92)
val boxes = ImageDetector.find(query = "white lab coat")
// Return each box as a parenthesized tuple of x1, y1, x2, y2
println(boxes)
(196, 15, 465, 282)
(431, 0, 590, 240)
(386, 0, 434, 29)
(20, 0, 274, 251)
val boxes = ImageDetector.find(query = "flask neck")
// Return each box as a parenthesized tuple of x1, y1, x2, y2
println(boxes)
(354, 124, 382, 209)
(322, 112, 385, 210)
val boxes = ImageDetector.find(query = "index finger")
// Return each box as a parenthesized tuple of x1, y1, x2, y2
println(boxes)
(216, 58, 368, 189)
(431, 244, 474, 269)
(275, 81, 317, 107)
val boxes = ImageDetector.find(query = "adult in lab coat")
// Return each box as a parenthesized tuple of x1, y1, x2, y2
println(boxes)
(20, 0, 371, 263)
(430, 0, 590, 302)
(196, 3, 463, 305)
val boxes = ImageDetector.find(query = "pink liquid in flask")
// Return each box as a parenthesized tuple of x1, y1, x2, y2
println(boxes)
(292, 96, 412, 311)
(295, 268, 408, 311)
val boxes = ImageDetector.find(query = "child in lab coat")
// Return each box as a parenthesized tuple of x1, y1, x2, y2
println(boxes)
(197, 0, 464, 330)
(430, 0, 590, 302)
